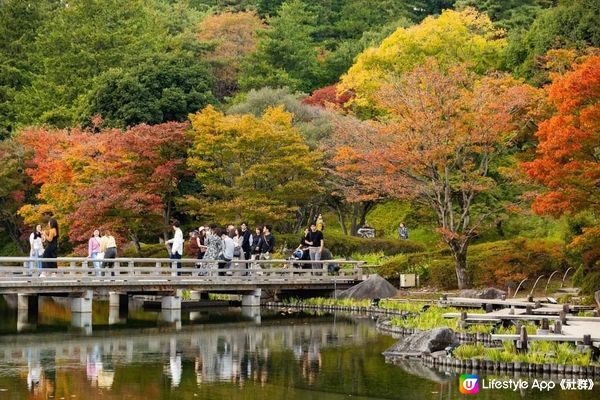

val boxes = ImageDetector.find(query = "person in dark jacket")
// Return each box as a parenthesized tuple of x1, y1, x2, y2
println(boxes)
(252, 226, 263, 259)
(260, 225, 275, 260)
(240, 222, 252, 261)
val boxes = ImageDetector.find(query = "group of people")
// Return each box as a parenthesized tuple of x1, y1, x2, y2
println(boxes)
(27, 218, 59, 275)
(166, 221, 276, 274)
(26, 217, 332, 275)
(87, 230, 119, 275)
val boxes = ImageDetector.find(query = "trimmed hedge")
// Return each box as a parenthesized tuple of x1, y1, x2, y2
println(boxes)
(380, 238, 571, 290)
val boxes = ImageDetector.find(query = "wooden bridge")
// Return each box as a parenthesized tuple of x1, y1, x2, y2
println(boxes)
(0, 257, 365, 327)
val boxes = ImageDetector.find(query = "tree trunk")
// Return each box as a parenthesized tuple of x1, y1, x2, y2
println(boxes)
(450, 243, 470, 289)
(350, 203, 359, 235)
(495, 219, 505, 238)
(334, 204, 348, 235)
(2, 220, 25, 255)
(163, 202, 172, 243)
(130, 232, 141, 254)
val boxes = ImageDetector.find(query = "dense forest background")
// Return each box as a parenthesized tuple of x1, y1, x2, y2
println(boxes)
(0, 0, 598, 292)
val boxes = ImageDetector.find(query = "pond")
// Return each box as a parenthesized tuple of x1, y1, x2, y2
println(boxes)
(0, 297, 598, 399)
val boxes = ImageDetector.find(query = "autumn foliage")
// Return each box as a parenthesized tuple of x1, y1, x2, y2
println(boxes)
(17, 122, 189, 252)
(524, 56, 600, 217)
(332, 60, 542, 288)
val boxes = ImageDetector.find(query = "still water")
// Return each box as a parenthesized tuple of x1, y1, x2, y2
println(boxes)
(0, 297, 598, 400)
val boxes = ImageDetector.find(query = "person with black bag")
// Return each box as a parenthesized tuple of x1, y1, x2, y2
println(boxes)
(260, 225, 275, 260)
(240, 222, 252, 260)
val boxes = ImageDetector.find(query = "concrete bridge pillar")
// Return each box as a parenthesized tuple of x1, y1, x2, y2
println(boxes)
(160, 309, 182, 331)
(17, 294, 38, 312)
(241, 289, 262, 307)
(71, 290, 93, 313)
(17, 294, 38, 332)
(71, 312, 92, 335)
(108, 292, 128, 324)
(161, 290, 182, 310)
(241, 306, 261, 324)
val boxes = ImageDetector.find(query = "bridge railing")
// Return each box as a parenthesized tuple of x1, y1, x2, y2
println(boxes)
(0, 257, 366, 282)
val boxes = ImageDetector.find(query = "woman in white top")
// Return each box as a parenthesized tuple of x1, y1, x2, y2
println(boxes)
(28, 224, 44, 274)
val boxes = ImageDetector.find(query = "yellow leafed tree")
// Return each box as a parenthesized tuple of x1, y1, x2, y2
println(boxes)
(339, 8, 506, 114)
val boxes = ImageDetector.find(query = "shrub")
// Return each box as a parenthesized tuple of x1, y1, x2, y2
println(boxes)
(277, 232, 425, 258)
(380, 238, 571, 289)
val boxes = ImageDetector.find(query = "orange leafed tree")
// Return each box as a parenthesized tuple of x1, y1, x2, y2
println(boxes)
(197, 11, 264, 99)
(523, 56, 600, 271)
(18, 122, 189, 253)
(332, 60, 542, 289)
(524, 55, 600, 216)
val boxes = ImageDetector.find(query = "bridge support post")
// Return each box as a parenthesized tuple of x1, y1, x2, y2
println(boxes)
(161, 290, 182, 310)
(71, 312, 92, 335)
(109, 292, 128, 313)
(160, 309, 182, 331)
(17, 294, 38, 313)
(17, 294, 38, 332)
(241, 306, 261, 324)
(71, 290, 93, 313)
(242, 289, 262, 307)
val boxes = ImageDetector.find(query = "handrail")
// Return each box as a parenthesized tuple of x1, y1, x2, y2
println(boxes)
(0, 257, 367, 289)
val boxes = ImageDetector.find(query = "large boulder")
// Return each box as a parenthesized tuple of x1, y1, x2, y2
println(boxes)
(338, 274, 397, 300)
(383, 328, 458, 357)
(459, 287, 506, 300)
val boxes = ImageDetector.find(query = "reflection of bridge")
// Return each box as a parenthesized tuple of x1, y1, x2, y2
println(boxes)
(0, 257, 364, 329)
(0, 315, 374, 389)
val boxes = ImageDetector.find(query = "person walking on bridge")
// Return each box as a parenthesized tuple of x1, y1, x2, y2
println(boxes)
(166, 220, 184, 274)
(100, 230, 117, 276)
(306, 223, 324, 270)
(28, 224, 44, 275)
(42, 218, 59, 270)
(88, 229, 102, 276)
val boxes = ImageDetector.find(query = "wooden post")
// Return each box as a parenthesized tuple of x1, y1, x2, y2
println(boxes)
(534, 300, 541, 309)
(525, 305, 532, 315)
(562, 304, 570, 313)
(518, 325, 528, 352)
(583, 334, 591, 347)
(554, 320, 562, 334)
(541, 318, 549, 330)
(559, 311, 567, 325)
(459, 311, 467, 330)
(485, 303, 493, 313)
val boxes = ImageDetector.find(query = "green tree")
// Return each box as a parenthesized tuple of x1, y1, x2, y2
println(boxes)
(0, 0, 58, 137)
(506, 0, 600, 84)
(455, 0, 556, 31)
(78, 54, 216, 128)
(239, 0, 321, 93)
(185, 105, 322, 231)
(228, 87, 333, 147)
(13, 0, 202, 128)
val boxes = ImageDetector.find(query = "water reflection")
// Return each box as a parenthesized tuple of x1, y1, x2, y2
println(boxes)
(0, 312, 376, 398)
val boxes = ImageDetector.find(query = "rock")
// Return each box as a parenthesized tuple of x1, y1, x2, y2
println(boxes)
(478, 287, 507, 299)
(393, 360, 451, 383)
(459, 287, 507, 299)
(595, 290, 600, 309)
(338, 274, 398, 300)
(383, 328, 458, 356)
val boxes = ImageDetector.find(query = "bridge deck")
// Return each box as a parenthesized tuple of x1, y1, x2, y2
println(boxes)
(0, 257, 365, 294)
